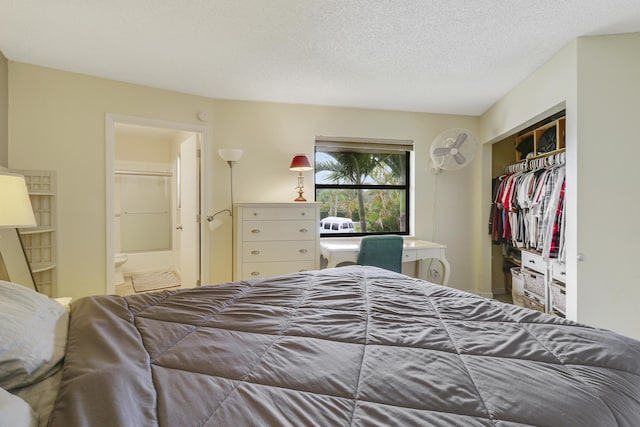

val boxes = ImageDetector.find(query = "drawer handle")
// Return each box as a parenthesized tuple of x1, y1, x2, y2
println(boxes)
(251, 250, 260, 255)
(299, 249, 308, 254)
(528, 260, 535, 264)
(251, 271, 260, 276)
(560, 271, 566, 276)
(299, 228, 308, 233)
(251, 229, 261, 234)
(252, 212, 258, 216)
(301, 212, 306, 216)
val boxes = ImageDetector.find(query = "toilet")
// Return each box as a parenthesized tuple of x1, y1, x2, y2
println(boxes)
(114, 253, 129, 285)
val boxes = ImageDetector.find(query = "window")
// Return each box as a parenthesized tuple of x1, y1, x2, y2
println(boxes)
(315, 137, 412, 237)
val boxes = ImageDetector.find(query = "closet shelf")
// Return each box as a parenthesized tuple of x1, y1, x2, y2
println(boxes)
(504, 147, 566, 173)
(515, 115, 566, 162)
(527, 147, 566, 161)
(504, 257, 521, 267)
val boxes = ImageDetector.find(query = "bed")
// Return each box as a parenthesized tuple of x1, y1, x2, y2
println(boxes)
(2, 266, 640, 426)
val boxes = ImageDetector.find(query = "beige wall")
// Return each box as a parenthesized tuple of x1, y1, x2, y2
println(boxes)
(0, 50, 7, 167)
(8, 62, 479, 298)
(478, 41, 576, 300)
(574, 33, 640, 339)
(480, 33, 640, 340)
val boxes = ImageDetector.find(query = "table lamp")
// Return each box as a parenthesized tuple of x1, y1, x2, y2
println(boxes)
(289, 155, 313, 202)
(0, 173, 36, 228)
(0, 173, 37, 281)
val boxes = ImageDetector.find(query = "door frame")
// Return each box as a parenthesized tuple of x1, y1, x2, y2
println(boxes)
(105, 114, 210, 295)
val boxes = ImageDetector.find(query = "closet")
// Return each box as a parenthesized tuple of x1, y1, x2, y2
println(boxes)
(490, 112, 566, 316)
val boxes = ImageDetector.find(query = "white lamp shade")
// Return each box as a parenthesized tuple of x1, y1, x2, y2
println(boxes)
(0, 174, 37, 228)
(218, 149, 243, 163)
(208, 217, 224, 231)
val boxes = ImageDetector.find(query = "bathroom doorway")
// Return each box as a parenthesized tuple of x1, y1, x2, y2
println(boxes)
(105, 115, 209, 295)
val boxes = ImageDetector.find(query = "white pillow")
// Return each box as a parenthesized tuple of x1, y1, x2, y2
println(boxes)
(0, 281, 69, 390)
(0, 387, 37, 427)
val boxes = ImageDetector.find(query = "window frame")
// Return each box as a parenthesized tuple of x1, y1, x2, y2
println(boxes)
(314, 137, 413, 238)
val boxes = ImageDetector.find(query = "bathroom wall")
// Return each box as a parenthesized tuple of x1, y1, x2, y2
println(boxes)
(115, 133, 175, 275)
(117, 172, 171, 244)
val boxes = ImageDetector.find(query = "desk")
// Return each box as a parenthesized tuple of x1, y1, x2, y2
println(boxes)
(320, 238, 450, 286)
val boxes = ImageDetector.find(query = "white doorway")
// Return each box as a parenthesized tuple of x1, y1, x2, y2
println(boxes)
(177, 134, 200, 287)
(105, 115, 209, 295)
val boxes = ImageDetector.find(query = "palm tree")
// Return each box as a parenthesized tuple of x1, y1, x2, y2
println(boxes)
(316, 152, 381, 233)
(378, 154, 407, 232)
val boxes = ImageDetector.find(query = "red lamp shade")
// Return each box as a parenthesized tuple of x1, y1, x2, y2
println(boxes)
(289, 155, 312, 171)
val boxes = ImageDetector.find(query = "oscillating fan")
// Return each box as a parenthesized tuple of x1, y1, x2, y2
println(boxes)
(429, 128, 477, 173)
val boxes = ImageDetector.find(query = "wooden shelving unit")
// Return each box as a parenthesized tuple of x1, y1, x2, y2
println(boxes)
(515, 116, 566, 162)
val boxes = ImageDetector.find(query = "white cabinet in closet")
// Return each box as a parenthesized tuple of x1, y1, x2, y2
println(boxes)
(549, 261, 567, 316)
(16, 170, 57, 297)
(521, 250, 547, 313)
(521, 249, 567, 317)
(233, 202, 320, 281)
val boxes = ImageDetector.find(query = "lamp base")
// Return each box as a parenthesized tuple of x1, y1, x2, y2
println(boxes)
(294, 190, 307, 202)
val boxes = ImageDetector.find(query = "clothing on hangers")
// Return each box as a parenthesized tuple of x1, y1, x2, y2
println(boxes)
(490, 162, 565, 262)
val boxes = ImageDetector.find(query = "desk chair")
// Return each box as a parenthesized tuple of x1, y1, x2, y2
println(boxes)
(357, 235, 403, 273)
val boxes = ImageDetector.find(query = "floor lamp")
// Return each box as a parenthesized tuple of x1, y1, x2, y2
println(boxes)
(206, 149, 243, 280)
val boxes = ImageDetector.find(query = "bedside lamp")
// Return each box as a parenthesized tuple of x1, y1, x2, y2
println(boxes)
(289, 155, 313, 202)
(207, 148, 243, 231)
(0, 173, 37, 283)
(0, 173, 37, 229)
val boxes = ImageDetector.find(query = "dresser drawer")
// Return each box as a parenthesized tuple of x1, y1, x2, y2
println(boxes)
(241, 260, 316, 280)
(242, 207, 316, 221)
(243, 241, 315, 262)
(551, 261, 566, 282)
(521, 250, 546, 274)
(242, 220, 315, 241)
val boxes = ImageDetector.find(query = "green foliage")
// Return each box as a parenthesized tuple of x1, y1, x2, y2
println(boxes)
(316, 151, 407, 233)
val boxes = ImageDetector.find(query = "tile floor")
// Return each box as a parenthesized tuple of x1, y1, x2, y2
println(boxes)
(114, 273, 182, 297)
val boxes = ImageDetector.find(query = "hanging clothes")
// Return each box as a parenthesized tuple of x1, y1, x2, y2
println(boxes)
(490, 163, 566, 262)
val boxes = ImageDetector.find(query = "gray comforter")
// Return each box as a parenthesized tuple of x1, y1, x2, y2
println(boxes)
(48, 266, 640, 426)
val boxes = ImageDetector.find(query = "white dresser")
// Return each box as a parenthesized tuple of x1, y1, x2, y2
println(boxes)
(233, 202, 320, 281)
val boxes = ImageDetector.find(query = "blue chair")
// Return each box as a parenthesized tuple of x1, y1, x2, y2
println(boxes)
(357, 235, 404, 273)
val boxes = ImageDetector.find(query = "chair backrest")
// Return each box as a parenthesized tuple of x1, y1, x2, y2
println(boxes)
(357, 235, 404, 273)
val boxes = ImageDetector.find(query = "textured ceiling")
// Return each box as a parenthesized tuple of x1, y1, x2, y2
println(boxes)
(2, 0, 640, 115)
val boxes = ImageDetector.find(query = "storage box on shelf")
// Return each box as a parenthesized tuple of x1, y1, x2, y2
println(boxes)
(549, 260, 567, 316)
(523, 293, 546, 313)
(15, 170, 57, 297)
(550, 281, 566, 317)
(523, 269, 545, 300)
(520, 250, 547, 309)
(233, 202, 320, 281)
